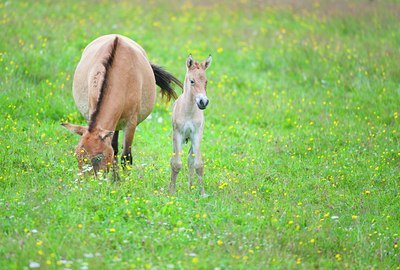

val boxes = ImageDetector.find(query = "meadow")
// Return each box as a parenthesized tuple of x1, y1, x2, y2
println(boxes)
(0, 0, 399, 269)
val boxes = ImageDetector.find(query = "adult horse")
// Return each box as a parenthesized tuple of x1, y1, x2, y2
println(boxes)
(62, 34, 182, 173)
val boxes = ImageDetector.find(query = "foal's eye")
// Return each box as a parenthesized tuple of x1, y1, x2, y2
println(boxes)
(190, 79, 195, 85)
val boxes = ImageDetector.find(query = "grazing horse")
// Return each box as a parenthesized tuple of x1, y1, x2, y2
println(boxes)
(169, 54, 212, 195)
(62, 34, 182, 173)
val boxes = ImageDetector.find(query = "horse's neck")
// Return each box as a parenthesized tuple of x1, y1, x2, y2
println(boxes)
(89, 93, 120, 131)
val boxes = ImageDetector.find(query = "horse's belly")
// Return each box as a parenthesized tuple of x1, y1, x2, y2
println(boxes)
(138, 91, 156, 123)
(72, 34, 156, 129)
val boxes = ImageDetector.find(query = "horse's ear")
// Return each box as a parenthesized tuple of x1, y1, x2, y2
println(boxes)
(98, 129, 114, 141)
(61, 123, 87, 136)
(186, 54, 193, 69)
(203, 54, 212, 70)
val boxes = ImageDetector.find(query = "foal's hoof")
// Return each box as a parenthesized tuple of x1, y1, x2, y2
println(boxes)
(200, 193, 209, 198)
(169, 185, 176, 194)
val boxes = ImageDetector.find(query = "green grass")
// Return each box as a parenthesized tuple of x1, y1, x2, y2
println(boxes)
(1, 0, 399, 269)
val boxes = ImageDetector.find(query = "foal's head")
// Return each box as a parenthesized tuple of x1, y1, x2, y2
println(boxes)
(62, 123, 114, 173)
(185, 54, 212, 110)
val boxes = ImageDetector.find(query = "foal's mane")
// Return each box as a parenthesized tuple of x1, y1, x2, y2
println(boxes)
(88, 36, 119, 132)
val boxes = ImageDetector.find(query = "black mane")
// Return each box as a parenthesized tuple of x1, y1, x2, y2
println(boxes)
(88, 36, 119, 132)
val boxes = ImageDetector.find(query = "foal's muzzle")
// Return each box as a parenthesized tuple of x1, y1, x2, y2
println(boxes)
(196, 96, 209, 110)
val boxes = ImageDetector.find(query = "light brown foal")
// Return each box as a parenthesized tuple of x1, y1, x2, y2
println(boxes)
(170, 54, 212, 195)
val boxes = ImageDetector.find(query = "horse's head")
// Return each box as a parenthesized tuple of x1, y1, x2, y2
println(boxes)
(62, 123, 114, 173)
(185, 54, 212, 110)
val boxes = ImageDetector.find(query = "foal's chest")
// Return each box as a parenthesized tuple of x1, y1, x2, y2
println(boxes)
(177, 118, 202, 142)
(181, 121, 195, 138)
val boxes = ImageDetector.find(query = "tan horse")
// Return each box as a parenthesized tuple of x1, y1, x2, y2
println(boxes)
(169, 54, 212, 195)
(62, 34, 181, 173)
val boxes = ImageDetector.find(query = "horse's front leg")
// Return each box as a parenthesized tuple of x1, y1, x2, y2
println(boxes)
(111, 130, 120, 181)
(192, 131, 205, 195)
(121, 123, 136, 168)
(112, 130, 119, 162)
(170, 130, 183, 194)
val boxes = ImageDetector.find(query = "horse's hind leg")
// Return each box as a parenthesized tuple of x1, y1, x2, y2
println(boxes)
(170, 131, 182, 194)
(188, 145, 194, 191)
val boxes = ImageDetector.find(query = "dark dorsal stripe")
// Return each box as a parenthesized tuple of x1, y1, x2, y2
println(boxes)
(88, 36, 119, 132)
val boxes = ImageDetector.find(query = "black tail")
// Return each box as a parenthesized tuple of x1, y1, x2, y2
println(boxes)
(151, 64, 182, 101)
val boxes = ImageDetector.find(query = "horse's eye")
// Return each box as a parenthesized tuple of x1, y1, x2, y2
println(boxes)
(190, 79, 195, 85)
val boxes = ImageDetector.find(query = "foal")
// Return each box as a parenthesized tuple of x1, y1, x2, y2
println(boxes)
(170, 54, 212, 195)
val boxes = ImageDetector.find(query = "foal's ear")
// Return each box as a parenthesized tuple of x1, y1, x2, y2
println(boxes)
(61, 123, 87, 136)
(98, 129, 114, 141)
(203, 54, 212, 70)
(186, 54, 193, 69)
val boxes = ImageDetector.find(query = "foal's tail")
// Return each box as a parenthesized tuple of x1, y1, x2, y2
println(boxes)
(151, 64, 182, 101)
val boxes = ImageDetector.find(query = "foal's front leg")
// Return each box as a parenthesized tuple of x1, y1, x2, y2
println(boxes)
(170, 131, 183, 194)
(191, 132, 205, 195)
(188, 145, 195, 191)
(111, 130, 120, 181)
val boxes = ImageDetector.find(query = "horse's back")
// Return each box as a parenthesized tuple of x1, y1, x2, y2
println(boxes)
(73, 34, 156, 124)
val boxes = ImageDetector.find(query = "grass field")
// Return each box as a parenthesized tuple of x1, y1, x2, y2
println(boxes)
(1, 0, 399, 269)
